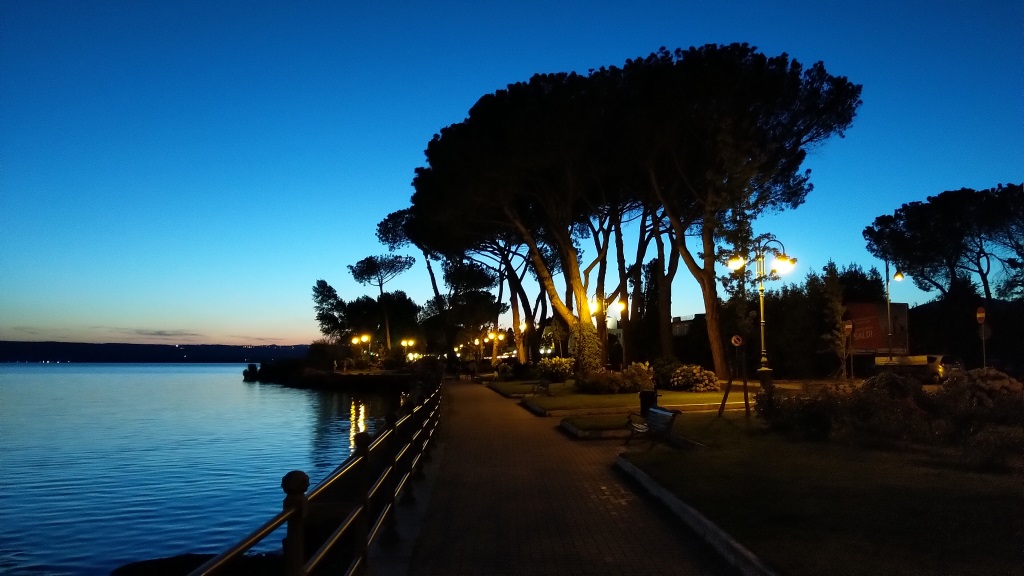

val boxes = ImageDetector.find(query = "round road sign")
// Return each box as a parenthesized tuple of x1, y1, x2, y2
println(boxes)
(976, 307, 986, 324)
(731, 335, 743, 347)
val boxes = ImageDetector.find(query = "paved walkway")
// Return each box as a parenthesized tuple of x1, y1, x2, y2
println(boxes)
(370, 380, 737, 576)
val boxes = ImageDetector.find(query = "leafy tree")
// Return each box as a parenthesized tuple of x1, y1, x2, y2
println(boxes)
(346, 295, 382, 336)
(380, 290, 422, 347)
(865, 185, 1023, 304)
(864, 201, 960, 299)
(409, 72, 610, 372)
(822, 262, 849, 378)
(377, 208, 443, 305)
(312, 279, 347, 342)
(348, 255, 415, 350)
(407, 44, 860, 377)
(991, 183, 1023, 301)
(621, 44, 862, 378)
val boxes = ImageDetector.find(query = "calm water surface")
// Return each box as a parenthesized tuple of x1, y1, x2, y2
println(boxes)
(0, 363, 397, 576)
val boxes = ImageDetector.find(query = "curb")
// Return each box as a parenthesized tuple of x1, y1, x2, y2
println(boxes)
(614, 456, 778, 576)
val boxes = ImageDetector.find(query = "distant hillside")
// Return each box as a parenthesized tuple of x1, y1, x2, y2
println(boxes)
(0, 341, 309, 363)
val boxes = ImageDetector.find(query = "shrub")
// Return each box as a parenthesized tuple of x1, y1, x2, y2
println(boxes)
(755, 384, 846, 441)
(569, 322, 602, 374)
(496, 362, 513, 379)
(959, 425, 1024, 471)
(928, 368, 1024, 441)
(575, 370, 628, 394)
(537, 357, 574, 383)
(494, 360, 537, 381)
(754, 368, 1024, 468)
(859, 370, 922, 400)
(621, 362, 655, 391)
(651, 356, 682, 388)
(668, 364, 719, 392)
(512, 361, 537, 380)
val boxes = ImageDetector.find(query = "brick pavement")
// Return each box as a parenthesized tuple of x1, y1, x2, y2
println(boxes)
(371, 380, 737, 576)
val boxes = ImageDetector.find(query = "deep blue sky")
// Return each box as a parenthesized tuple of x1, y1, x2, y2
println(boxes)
(2, 1, 1021, 345)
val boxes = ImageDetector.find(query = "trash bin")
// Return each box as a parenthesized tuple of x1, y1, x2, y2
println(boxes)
(638, 390, 658, 417)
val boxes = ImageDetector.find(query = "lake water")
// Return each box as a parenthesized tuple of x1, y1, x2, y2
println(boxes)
(0, 363, 398, 576)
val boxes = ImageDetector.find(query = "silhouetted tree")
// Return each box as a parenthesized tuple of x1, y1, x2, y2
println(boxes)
(407, 44, 861, 377)
(864, 184, 1023, 303)
(620, 44, 862, 378)
(348, 254, 415, 350)
(312, 279, 347, 342)
(991, 183, 1024, 301)
(380, 290, 422, 347)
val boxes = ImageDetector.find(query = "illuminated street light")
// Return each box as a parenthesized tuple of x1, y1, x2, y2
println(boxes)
(885, 260, 904, 359)
(351, 334, 371, 360)
(729, 238, 797, 384)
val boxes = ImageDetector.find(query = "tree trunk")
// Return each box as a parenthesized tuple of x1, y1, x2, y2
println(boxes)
(672, 221, 729, 379)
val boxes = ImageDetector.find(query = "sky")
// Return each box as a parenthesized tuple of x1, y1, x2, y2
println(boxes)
(1, 1, 1021, 346)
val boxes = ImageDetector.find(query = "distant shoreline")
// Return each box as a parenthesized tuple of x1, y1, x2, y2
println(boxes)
(0, 341, 309, 364)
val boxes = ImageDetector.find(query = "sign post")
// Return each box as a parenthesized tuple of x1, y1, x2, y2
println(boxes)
(718, 335, 749, 418)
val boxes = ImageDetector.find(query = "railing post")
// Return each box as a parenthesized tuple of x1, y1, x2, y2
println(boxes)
(353, 431, 372, 571)
(420, 396, 437, 466)
(398, 409, 418, 506)
(415, 395, 432, 470)
(281, 470, 309, 576)
(377, 412, 401, 543)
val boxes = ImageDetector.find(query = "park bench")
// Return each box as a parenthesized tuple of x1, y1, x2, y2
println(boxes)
(625, 406, 680, 446)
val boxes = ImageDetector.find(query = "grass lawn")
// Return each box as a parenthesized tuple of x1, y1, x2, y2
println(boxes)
(616, 412, 1023, 576)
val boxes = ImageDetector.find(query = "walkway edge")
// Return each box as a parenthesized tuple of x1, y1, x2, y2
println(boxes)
(613, 456, 778, 576)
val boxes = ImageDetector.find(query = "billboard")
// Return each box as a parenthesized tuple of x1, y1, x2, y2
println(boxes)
(846, 302, 909, 355)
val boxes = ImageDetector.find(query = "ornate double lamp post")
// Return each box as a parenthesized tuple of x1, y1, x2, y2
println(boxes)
(400, 338, 415, 362)
(727, 239, 797, 386)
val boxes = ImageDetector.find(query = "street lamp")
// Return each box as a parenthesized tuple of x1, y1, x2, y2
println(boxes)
(728, 239, 797, 383)
(885, 260, 904, 359)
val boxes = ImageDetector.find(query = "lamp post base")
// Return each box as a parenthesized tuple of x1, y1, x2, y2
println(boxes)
(757, 367, 774, 393)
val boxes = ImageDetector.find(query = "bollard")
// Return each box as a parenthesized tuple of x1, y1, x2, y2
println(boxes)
(281, 470, 310, 576)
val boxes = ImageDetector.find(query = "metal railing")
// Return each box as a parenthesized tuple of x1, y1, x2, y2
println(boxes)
(187, 385, 443, 576)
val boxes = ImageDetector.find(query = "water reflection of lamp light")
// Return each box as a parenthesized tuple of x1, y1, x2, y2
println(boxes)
(348, 399, 367, 448)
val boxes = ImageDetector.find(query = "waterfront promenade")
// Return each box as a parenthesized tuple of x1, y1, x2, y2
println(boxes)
(371, 379, 737, 576)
